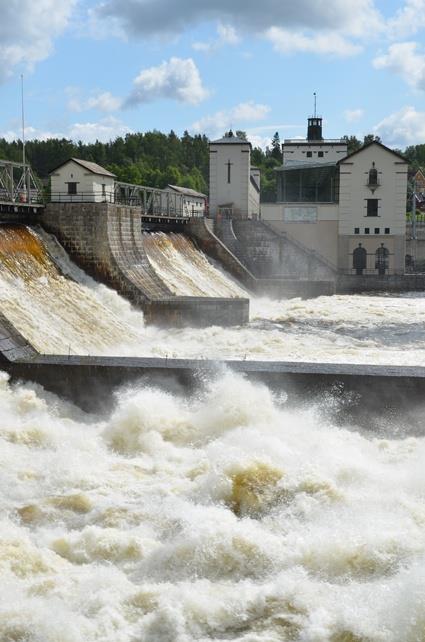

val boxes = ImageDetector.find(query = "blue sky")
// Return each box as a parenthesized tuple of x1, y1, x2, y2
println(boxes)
(0, 0, 424, 149)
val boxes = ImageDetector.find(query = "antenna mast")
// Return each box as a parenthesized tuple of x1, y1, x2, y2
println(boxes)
(313, 92, 317, 118)
(21, 74, 26, 172)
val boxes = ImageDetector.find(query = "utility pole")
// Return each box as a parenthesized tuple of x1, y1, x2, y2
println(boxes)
(21, 73, 30, 202)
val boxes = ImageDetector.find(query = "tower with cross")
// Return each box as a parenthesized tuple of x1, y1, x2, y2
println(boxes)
(209, 130, 260, 219)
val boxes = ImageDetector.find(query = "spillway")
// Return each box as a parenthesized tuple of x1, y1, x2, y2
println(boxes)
(2, 225, 425, 366)
(143, 232, 246, 298)
(0, 225, 144, 356)
(3, 223, 425, 640)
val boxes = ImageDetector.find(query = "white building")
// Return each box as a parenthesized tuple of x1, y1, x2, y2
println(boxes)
(166, 184, 207, 217)
(261, 116, 408, 276)
(282, 117, 347, 166)
(49, 158, 116, 203)
(209, 131, 260, 219)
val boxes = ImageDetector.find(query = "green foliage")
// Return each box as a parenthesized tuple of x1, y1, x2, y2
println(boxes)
(404, 144, 425, 171)
(1, 128, 421, 204)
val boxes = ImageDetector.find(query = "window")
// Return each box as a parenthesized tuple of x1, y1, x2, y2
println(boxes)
(367, 199, 378, 217)
(307, 151, 312, 158)
(354, 228, 360, 234)
(385, 228, 390, 234)
(318, 151, 324, 158)
(375, 228, 380, 234)
(227, 160, 232, 184)
(67, 182, 77, 195)
(368, 166, 378, 186)
(365, 228, 370, 234)
(102, 184, 106, 196)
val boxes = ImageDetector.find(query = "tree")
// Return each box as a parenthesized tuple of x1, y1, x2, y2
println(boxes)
(363, 134, 381, 146)
(270, 131, 282, 163)
(342, 135, 362, 155)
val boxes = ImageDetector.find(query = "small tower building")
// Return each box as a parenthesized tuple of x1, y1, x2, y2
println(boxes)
(209, 131, 260, 219)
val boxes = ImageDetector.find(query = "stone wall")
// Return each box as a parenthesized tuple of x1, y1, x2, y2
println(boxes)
(42, 203, 248, 327)
(188, 217, 335, 298)
(337, 273, 425, 293)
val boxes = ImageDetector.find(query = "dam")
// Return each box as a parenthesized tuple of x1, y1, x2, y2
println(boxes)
(2, 213, 425, 641)
(1, 155, 425, 642)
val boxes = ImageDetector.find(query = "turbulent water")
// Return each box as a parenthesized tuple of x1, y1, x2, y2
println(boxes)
(3, 225, 425, 640)
(143, 232, 246, 298)
(2, 370, 425, 642)
(1, 224, 425, 365)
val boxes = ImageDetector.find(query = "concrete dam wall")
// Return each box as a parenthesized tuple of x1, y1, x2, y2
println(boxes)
(42, 203, 248, 327)
(210, 218, 336, 297)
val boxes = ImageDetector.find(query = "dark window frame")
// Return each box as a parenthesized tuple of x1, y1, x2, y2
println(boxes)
(366, 199, 379, 217)
(67, 182, 78, 195)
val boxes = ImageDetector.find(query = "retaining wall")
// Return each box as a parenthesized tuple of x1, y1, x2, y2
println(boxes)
(337, 273, 425, 293)
(189, 218, 335, 298)
(42, 204, 248, 327)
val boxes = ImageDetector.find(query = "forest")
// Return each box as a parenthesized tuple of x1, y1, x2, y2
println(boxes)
(0, 130, 423, 202)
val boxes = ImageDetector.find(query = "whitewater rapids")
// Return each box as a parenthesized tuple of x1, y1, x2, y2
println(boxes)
(1, 369, 425, 641)
(1, 225, 425, 365)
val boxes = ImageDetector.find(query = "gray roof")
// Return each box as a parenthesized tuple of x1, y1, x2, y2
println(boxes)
(211, 131, 251, 145)
(49, 158, 116, 177)
(167, 184, 207, 198)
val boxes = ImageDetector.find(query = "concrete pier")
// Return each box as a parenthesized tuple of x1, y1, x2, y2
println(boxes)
(41, 204, 248, 327)
(1, 351, 424, 431)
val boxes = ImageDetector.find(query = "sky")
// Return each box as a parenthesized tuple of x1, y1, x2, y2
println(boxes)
(0, 0, 425, 150)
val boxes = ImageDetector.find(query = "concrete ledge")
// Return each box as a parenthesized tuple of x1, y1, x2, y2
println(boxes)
(337, 273, 425, 293)
(1, 353, 425, 432)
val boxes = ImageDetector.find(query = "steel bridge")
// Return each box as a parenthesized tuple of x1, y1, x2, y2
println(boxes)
(50, 181, 203, 221)
(0, 159, 44, 214)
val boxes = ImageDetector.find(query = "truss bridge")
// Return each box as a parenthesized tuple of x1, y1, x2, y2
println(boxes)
(115, 182, 202, 223)
(0, 159, 44, 215)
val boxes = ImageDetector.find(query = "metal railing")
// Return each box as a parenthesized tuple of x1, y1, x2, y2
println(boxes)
(49, 185, 206, 219)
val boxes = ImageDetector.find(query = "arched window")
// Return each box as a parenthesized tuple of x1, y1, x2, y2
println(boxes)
(368, 162, 378, 187)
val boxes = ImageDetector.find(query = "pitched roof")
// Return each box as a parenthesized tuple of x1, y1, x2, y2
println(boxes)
(338, 141, 408, 164)
(49, 158, 116, 177)
(211, 131, 251, 146)
(167, 184, 207, 198)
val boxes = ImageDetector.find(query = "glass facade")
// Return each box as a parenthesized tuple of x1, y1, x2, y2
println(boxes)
(276, 164, 339, 203)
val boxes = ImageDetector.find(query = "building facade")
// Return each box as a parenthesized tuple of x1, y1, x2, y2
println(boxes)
(50, 158, 116, 203)
(262, 116, 408, 276)
(166, 184, 207, 217)
(209, 131, 260, 219)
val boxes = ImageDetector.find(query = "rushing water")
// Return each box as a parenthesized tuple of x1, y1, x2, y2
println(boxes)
(2, 370, 425, 642)
(3, 225, 425, 640)
(1, 225, 425, 365)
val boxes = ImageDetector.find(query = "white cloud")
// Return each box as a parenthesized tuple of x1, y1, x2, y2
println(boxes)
(1, 117, 132, 144)
(386, 0, 425, 38)
(193, 22, 240, 53)
(373, 42, 425, 92)
(125, 57, 209, 107)
(265, 27, 361, 57)
(344, 108, 365, 122)
(0, 0, 75, 83)
(67, 90, 123, 113)
(191, 101, 270, 136)
(374, 106, 425, 147)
